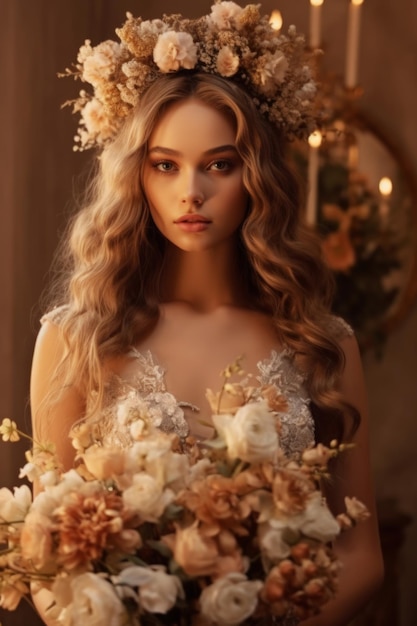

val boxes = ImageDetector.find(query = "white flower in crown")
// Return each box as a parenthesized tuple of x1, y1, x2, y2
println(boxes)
(80, 40, 125, 85)
(212, 400, 279, 464)
(199, 572, 263, 625)
(209, 1, 245, 30)
(256, 51, 289, 97)
(80, 98, 116, 141)
(216, 46, 240, 77)
(153, 31, 198, 73)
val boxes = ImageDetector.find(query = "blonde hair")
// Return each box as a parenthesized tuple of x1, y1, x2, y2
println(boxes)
(47, 73, 358, 441)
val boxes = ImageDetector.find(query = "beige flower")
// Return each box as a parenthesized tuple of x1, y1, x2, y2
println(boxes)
(0, 418, 19, 442)
(80, 98, 116, 141)
(344, 496, 370, 522)
(153, 31, 197, 73)
(272, 468, 313, 516)
(199, 572, 262, 625)
(213, 400, 279, 463)
(167, 522, 219, 577)
(256, 52, 289, 96)
(82, 446, 127, 480)
(209, 1, 244, 30)
(302, 443, 335, 467)
(114, 565, 183, 613)
(0, 485, 31, 523)
(20, 510, 54, 570)
(178, 474, 251, 535)
(290, 493, 340, 543)
(0, 575, 29, 611)
(122, 472, 174, 522)
(81, 40, 125, 85)
(216, 46, 239, 77)
(258, 520, 291, 562)
(206, 382, 249, 415)
(59, 572, 127, 626)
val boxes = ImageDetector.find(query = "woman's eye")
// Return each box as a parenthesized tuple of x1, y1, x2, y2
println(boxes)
(209, 160, 231, 172)
(153, 161, 176, 172)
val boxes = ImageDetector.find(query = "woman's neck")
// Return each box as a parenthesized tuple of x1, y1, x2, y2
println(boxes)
(160, 241, 248, 312)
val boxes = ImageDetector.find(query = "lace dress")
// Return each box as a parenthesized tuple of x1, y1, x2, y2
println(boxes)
(41, 309, 353, 626)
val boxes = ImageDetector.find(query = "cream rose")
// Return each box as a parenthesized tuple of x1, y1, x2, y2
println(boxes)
(122, 472, 174, 522)
(170, 522, 219, 577)
(82, 446, 127, 480)
(212, 400, 279, 463)
(290, 493, 340, 542)
(58, 573, 126, 626)
(20, 510, 53, 569)
(258, 520, 291, 562)
(199, 572, 262, 625)
(114, 565, 183, 613)
(153, 31, 198, 72)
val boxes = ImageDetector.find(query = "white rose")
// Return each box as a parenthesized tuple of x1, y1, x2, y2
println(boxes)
(114, 566, 183, 613)
(212, 400, 279, 463)
(122, 473, 174, 522)
(153, 31, 198, 72)
(199, 572, 262, 625)
(290, 493, 340, 542)
(57, 573, 126, 626)
(258, 520, 291, 562)
(0, 485, 32, 522)
(30, 469, 85, 516)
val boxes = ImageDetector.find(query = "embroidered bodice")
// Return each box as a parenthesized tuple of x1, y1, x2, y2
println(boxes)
(42, 308, 352, 459)
(91, 347, 315, 458)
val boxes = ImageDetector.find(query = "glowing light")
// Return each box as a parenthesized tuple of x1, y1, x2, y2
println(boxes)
(269, 10, 283, 31)
(310, 0, 324, 6)
(308, 130, 323, 149)
(352, 0, 364, 5)
(379, 177, 393, 197)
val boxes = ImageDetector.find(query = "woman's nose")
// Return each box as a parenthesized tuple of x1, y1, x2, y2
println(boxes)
(180, 170, 205, 206)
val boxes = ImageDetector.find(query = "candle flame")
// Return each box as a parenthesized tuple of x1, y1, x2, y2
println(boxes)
(308, 131, 322, 148)
(269, 10, 283, 31)
(351, 0, 364, 5)
(379, 177, 393, 196)
(310, 0, 324, 6)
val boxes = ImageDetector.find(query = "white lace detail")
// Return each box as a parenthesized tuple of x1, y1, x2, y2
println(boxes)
(86, 346, 314, 459)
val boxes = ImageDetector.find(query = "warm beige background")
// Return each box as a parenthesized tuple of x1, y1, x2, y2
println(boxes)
(1, 1, 416, 625)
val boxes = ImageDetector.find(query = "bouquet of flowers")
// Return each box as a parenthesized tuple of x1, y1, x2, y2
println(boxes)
(0, 360, 369, 625)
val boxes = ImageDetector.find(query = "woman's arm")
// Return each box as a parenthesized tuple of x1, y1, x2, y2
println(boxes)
(30, 320, 86, 625)
(301, 334, 384, 626)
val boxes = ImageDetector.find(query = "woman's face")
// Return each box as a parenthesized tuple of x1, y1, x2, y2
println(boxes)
(142, 98, 248, 253)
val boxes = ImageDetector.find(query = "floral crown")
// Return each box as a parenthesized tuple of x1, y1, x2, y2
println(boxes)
(62, 1, 319, 151)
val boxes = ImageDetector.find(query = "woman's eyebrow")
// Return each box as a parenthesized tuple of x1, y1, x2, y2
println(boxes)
(147, 144, 238, 156)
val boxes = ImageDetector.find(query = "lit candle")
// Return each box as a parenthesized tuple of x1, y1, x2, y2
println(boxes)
(345, 0, 364, 88)
(269, 10, 283, 32)
(379, 176, 392, 220)
(306, 130, 322, 226)
(309, 0, 324, 49)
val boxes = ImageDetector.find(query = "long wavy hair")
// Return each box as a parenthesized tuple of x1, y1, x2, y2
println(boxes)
(46, 72, 359, 442)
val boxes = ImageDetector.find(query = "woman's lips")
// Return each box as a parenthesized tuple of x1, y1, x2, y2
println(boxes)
(174, 214, 211, 232)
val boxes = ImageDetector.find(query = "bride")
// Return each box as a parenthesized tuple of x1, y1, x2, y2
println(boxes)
(30, 4, 383, 625)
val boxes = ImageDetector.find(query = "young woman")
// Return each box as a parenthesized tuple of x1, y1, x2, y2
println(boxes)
(30, 4, 383, 625)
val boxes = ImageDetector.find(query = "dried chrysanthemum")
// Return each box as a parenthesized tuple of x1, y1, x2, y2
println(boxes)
(54, 489, 140, 570)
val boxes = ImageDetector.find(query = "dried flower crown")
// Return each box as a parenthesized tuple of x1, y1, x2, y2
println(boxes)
(62, 1, 318, 151)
